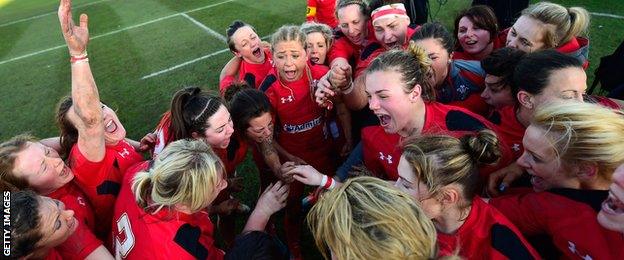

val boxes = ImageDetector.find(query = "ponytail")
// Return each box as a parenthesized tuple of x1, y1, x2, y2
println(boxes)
(169, 86, 224, 141)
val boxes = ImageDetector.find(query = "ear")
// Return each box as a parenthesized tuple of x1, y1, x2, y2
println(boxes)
(517, 90, 534, 110)
(232, 50, 242, 58)
(191, 132, 200, 139)
(438, 186, 461, 206)
(409, 84, 422, 102)
(576, 162, 599, 181)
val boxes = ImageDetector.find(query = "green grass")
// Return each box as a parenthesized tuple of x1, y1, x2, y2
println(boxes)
(1, 0, 623, 258)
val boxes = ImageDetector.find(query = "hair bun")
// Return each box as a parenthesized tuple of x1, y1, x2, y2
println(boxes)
(460, 129, 501, 165)
(223, 81, 252, 103)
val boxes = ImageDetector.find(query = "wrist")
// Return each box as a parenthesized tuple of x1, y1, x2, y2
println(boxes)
(320, 175, 336, 190)
(70, 51, 88, 64)
(340, 81, 354, 95)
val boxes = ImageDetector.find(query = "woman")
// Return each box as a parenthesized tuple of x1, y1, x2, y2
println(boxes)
(490, 102, 624, 259)
(412, 22, 489, 116)
(327, 0, 373, 69)
(0, 135, 112, 259)
(479, 47, 525, 109)
(307, 176, 439, 260)
(220, 20, 273, 92)
(301, 22, 334, 66)
(112, 139, 288, 259)
(505, 2, 590, 68)
(598, 163, 624, 234)
(55, 0, 144, 243)
(453, 5, 502, 61)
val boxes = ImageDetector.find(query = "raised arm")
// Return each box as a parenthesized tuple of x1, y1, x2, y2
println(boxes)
(58, 0, 105, 162)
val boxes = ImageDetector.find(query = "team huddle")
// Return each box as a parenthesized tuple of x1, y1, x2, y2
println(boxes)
(3, 0, 624, 259)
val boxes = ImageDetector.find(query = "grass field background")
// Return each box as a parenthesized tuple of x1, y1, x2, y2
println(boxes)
(1, 0, 623, 258)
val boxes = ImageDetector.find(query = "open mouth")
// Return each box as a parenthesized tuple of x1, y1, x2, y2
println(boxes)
(105, 120, 118, 133)
(377, 114, 392, 127)
(60, 166, 71, 178)
(529, 174, 547, 190)
(602, 194, 624, 215)
(385, 41, 398, 49)
(310, 57, 320, 64)
(283, 70, 297, 79)
(463, 38, 478, 46)
(252, 47, 262, 58)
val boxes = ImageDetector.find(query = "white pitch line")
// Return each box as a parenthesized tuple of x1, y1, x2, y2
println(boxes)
(141, 48, 229, 79)
(181, 13, 226, 43)
(0, 0, 112, 28)
(591, 12, 624, 20)
(0, 0, 235, 66)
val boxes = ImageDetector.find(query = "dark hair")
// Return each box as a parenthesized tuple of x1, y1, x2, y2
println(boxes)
(335, 0, 369, 20)
(0, 135, 36, 190)
(56, 96, 77, 159)
(367, 43, 435, 101)
(226, 20, 257, 53)
(512, 49, 583, 97)
(453, 5, 499, 52)
(411, 22, 454, 55)
(481, 47, 526, 93)
(367, 0, 403, 17)
(169, 87, 224, 140)
(224, 82, 272, 135)
(10, 190, 43, 258)
(225, 231, 289, 260)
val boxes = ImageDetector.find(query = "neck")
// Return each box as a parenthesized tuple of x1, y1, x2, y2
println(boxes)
(244, 55, 265, 65)
(516, 105, 532, 127)
(399, 100, 426, 137)
(471, 42, 494, 60)
(580, 177, 611, 191)
(434, 204, 470, 234)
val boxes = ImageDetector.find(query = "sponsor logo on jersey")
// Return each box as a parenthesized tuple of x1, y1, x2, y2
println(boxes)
(283, 116, 322, 133)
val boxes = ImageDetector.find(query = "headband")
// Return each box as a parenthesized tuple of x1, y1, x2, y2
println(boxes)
(371, 3, 410, 23)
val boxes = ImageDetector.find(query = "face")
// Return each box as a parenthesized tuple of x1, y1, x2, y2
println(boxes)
(198, 105, 234, 149)
(481, 74, 515, 108)
(395, 156, 442, 220)
(372, 16, 410, 49)
(365, 70, 421, 136)
(306, 32, 329, 65)
(517, 125, 580, 192)
(37, 196, 77, 249)
(245, 112, 274, 143)
(12, 142, 74, 195)
(598, 164, 624, 233)
(414, 38, 450, 87)
(528, 67, 587, 110)
(101, 104, 127, 145)
(273, 40, 308, 82)
(337, 4, 367, 45)
(231, 26, 265, 64)
(457, 16, 492, 55)
(506, 16, 546, 53)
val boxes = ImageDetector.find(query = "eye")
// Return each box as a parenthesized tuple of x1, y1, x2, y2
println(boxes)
(292, 54, 300, 59)
(340, 23, 348, 28)
(276, 55, 285, 59)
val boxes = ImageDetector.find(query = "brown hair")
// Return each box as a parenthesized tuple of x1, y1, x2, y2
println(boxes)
(56, 96, 76, 159)
(10, 190, 44, 258)
(169, 86, 224, 140)
(454, 5, 499, 51)
(0, 135, 37, 190)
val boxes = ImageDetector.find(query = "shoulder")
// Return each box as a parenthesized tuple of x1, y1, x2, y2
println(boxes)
(259, 73, 278, 92)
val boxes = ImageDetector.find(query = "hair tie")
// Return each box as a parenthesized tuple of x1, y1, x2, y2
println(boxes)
(193, 99, 213, 122)
(371, 3, 410, 24)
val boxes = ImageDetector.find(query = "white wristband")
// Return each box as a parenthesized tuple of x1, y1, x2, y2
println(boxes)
(320, 174, 328, 187)
(341, 81, 354, 95)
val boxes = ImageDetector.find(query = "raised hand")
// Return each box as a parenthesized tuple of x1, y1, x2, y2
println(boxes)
(255, 181, 289, 216)
(58, 0, 89, 56)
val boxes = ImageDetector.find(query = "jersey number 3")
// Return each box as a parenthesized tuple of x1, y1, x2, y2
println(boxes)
(115, 213, 135, 259)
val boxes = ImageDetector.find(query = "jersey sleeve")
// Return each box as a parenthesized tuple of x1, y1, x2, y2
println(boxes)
(489, 193, 546, 236)
(219, 75, 236, 96)
(306, 0, 317, 21)
(70, 145, 108, 186)
(57, 222, 103, 260)
(328, 37, 355, 64)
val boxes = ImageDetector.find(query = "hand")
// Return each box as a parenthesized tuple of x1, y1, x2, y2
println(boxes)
(227, 176, 244, 193)
(288, 155, 307, 165)
(486, 162, 524, 197)
(137, 133, 156, 152)
(58, 0, 89, 56)
(328, 64, 352, 89)
(278, 162, 296, 183)
(286, 165, 324, 186)
(254, 181, 289, 217)
(315, 73, 336, 107)
(212, 198, 240, 215)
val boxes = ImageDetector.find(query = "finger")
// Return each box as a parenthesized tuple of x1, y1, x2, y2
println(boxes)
(79, 13, 88, 29)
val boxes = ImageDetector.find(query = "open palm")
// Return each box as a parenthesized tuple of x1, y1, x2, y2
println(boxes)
(58, 0, 89, 56)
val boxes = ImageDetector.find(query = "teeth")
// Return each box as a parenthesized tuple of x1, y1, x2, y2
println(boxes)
(106, 120, 113, 128)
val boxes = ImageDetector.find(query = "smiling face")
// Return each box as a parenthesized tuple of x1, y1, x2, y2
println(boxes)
(231, 26, 265, 64)
(196, 105, 234, 149)
(516, 125, 580, 192)
(101, 104, 127, 145)
(506, 15, 547, 53)
(457, 16, 492, 55)
(37, 196, 78, 250)
(337, 4, 367, 45)
(306, 32, 329, 65)
(273, 40, 308, 82)
(372, 16, 410, 49)
(365, 70, 422, 136)
(12, 142, 74, 195)
(598, 164, 624, 233)
(245, 112, 274, 143)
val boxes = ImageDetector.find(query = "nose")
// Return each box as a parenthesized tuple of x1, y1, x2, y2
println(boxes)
(368, 96, 380, 111)
(516, 152, 530, 169)
(507, 38, 518, 49)
(263, 128, 272, 137)
(481, 88, 490, 99)
(348, 24, 356, 35)
(63, 209, 75, 219)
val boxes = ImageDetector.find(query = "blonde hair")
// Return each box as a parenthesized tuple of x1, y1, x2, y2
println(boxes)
(132, 139, 225, 214)
(307, 176, 438, 260)
(531, 102, 624, 179)
(366, 42, 435, 101)
(271, 25, 306, 52)
(300, 22, 334, 48)
(402, 130, 501, 204)
(521, 2, 589, 48)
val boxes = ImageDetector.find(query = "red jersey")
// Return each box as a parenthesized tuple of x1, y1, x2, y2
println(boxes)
(438, 60, 489, 116)
(490, 189, 624, 259)
(584, 94, 621, 109)
(437, 197, 540, 259)
(306, 0, 338, 28)
(44, 249, 63, 260)
(112, 162, 225, 260)
(152, 111, 173, 157)
(362, 102, 513, 180)
(69, 141, 144, 242)
(219, 48, 273, 94)
(327, 22, 376, 65)
(48, 182, 102, 259)
(452, 32, 505, 61)
(260, 64, 336, 173)
(487, 105, 525, 160)
(354, 25, 419, 77)
(213, 135, 248, 176)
